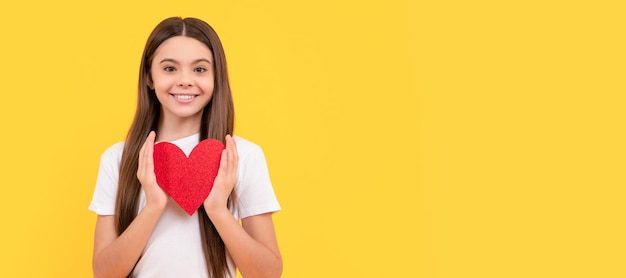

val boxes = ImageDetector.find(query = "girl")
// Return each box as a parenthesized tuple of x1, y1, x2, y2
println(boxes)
(89, 17, 282, 278)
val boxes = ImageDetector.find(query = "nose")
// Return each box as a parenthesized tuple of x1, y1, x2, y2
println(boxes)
(177, 71, 193, 87)
(177, 80, 192, 87)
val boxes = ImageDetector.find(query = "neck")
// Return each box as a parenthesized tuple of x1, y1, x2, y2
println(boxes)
(156, 113, 203, 142)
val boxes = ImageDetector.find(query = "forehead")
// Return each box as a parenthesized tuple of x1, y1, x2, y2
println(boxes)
(153, 36, 213, 62)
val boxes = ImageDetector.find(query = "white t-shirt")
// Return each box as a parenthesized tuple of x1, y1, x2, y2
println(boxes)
(89, 134, 281, 278)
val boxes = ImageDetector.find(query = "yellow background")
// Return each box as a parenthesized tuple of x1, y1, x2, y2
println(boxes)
(0, 0, 624, 277)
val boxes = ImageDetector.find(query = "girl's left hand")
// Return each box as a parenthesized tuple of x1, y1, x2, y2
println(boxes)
(204, 134, 238, 215)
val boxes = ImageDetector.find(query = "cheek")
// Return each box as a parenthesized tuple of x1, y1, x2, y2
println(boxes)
(152, 75, 175, 92)
(198, 79, 215, 93)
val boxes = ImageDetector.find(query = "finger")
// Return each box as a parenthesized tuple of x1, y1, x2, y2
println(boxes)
(226, 135, 233, 162)
(226, 135, 236, 157)
(218, 149, 228, 177)
(140, 131, 154, 157)
(225, 135, 236, 175)
(229, 135, 239, 168)
(225, 134, 232, 150)
(146, 131, 155, 168)
(229, 134, 237, 150)
(227, 135, 235, 153)
(138, 131, 155, 180)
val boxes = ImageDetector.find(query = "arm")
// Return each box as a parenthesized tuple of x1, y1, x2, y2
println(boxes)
(93, 205, 165, 278)
(92, 131, 168, 278)
(209, 211, 282, 278)
(204, 135, 283, 278)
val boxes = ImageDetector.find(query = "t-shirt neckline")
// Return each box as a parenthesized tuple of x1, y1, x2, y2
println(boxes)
(158, 133, 200, 147)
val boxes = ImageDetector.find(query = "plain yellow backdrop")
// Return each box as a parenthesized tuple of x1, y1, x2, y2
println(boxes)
(0, 0, 624, 277)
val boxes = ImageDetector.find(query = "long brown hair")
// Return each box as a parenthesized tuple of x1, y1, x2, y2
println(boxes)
(114, 17, 235, 278)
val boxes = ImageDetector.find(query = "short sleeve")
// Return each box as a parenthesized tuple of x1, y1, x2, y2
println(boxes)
(234, 140, 281, 219)
(88, 142, 124, 215)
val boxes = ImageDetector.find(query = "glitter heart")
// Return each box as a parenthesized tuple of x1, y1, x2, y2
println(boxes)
(153, 139, 224, 215)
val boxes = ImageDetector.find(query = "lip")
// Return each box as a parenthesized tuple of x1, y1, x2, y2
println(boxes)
(170, 93, 199, 104)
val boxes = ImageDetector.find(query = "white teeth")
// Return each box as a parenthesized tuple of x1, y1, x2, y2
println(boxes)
(174, 95, 195, 100)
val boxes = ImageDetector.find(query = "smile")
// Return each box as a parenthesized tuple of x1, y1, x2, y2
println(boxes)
(171, 94, 198, 100)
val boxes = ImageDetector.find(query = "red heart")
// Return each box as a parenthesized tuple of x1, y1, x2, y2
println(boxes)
(153, 139, 224, 215)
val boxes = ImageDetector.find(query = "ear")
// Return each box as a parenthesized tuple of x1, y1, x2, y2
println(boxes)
(146, 73, 154, 89)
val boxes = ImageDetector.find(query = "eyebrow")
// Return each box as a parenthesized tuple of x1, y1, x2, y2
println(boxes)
(159, 58, 212, 64)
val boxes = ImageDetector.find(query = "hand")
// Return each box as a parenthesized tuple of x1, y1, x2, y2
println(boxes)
(137, 131, 168, 212)
(204, 134, 238, 215)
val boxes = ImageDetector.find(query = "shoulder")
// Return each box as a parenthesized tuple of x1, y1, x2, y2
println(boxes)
(100, 141, 125, 163)
(233, 135, 271, 171)
(233, 135, 265, 159)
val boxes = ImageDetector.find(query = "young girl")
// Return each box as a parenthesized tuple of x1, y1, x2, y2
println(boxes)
(89, 17, 282, 278)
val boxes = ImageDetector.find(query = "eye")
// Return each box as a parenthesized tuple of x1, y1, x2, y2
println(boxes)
(163, 66, 175, 72)
(194, 67, 207, 73)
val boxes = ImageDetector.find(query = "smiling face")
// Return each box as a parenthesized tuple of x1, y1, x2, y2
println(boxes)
(150, 36, 215, 125)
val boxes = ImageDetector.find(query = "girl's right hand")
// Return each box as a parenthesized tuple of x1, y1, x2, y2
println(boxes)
(137, 131, 167, 212)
